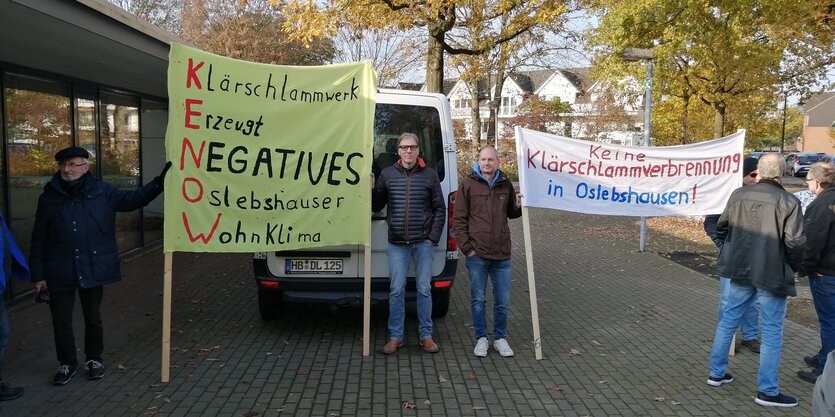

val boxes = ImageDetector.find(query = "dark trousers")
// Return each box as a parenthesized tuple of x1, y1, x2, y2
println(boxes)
(48, 286, 104, 367)
(0, 299, 8, 380)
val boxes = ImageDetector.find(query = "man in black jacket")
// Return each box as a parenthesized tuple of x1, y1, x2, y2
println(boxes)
(703, 157, 761, 353)
(372, 133, 445, 354)
(706, 153, 805, 408)
(798, 162, 835, 383)
(31, 147, 170, 385)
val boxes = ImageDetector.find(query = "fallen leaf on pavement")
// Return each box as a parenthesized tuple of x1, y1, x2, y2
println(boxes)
(402, 400, 416, 409)
(473, 406, 486, 410)
(438, 375, 448, 383)
(653, 397, 665, 402)
(548, 385, 562, 392)
(569, 348, 581, 355)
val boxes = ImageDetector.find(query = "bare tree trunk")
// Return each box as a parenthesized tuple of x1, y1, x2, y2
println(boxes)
(424, 27, 445, 93)
(679, 93, 690, 144)
(491, 67, 508, 142)
(713, 102, 726, 139)
(468, 79, 481, 144)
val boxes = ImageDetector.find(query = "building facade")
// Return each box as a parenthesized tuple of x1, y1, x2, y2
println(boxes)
(0, 0, 176, 299)
(799, 92, 835, 155)
(444, 68, 643, 144)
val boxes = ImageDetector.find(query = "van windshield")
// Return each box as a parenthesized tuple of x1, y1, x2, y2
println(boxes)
(372, 103, 445, 180)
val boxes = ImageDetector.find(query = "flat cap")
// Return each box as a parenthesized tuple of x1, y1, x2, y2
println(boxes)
(742, 157, 758, 177)
(55, 146, 90, 161)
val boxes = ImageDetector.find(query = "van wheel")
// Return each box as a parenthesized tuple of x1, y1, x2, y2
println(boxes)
(258, 287, 284, 319)
(431, 288, 450, 318)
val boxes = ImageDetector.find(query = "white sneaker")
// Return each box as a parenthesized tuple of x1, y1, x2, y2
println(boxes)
(494, 338, 514, 357)
(473, 337, 488, 357)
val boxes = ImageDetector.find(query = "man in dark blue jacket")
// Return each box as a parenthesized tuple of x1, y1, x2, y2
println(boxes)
(30, 147, 170, 385)
(372, 133, 445, 354)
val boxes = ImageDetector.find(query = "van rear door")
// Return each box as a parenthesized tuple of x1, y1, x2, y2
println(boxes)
(363, 90, 457, 279)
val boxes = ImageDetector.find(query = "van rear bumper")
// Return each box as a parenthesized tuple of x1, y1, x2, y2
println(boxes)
(253, 258, 457, 304)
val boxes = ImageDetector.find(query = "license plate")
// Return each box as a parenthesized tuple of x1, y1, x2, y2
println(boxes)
(285, 259, 343, 274)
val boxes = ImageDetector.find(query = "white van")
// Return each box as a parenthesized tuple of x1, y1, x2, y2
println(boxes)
(253, 89, 459, 319)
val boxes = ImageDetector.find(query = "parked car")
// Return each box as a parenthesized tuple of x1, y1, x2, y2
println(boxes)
(748, 151, 765, 159)
(253, 89, 460, 319)
(786, 152, 822, 176)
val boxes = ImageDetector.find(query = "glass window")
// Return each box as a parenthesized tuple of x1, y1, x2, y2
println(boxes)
(3, 73, 71, 298)
(100, 90, 141, 251)
(372, 103, 444, 181)
(141, 98, 167, 244)
(75, 93, 98, 170)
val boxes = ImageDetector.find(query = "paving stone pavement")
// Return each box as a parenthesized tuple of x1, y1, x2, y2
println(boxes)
(0, 208, 819, 416)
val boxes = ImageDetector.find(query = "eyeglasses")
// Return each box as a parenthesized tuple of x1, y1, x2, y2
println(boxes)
(398, 145, 419, 151)
(59, 161, 88, 169)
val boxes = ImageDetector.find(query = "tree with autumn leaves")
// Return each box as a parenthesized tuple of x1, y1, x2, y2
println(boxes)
(279, 0, 578, 94)
(587, 0, 835, 142)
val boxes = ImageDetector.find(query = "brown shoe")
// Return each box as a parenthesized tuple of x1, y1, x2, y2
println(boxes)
(380, 339, 403, 355)
(740, 339, 761, 354)
(420, 338, 439, 354)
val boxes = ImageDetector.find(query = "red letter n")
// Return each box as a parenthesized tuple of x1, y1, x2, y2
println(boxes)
(180, 137, 206, 170)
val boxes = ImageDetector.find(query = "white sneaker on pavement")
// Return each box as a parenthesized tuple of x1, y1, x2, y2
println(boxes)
(473, 337, 488, 357)
(494, 338, 514, 357)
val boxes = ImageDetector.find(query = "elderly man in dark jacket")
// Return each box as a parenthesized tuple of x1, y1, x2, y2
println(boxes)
(706, 153, 805, 408)
(31, 147, 169, 385)
(453, 146, 522, 358)
(703, 156, 762, 353)
(798, 162, 835, 383)
(372, 133, 445, 355)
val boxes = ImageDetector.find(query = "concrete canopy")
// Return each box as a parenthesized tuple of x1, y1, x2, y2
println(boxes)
(0, 0, 181, 99)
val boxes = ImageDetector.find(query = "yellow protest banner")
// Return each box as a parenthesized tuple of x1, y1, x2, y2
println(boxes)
(163, 44, 376, 252)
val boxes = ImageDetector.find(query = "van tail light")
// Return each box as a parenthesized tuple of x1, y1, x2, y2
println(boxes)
(259, 280, 280, 289)
(446, 191, 458, 252)
(433, 280, 452, 288)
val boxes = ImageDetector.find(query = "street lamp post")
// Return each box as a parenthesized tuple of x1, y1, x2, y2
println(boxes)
(780, 91, 788, 154)
(621, 47, 654, 252)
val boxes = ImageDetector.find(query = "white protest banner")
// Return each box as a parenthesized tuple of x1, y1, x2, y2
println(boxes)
(515, 128, 745, 216)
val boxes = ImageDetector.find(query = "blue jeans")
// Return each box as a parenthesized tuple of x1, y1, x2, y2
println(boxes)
(719, 277, 760, 340)
(466, 256, 511, 340)
(709, 280, 787, 396)
(387, 241, 434, 341)
(810, 275, 835, 368)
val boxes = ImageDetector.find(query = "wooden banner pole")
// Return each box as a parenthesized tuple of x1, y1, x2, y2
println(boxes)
(521, 206, 543, 360)
(363, 173, 373, 356)
(162, 252, 173, 382)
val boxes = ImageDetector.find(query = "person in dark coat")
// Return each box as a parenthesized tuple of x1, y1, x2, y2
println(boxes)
(798, 162, 835, 383)
(372, 133, 445, 355)
(0, 213, 30, 401)
(453, 146, 522, 358)
(30, 146, 170, 385)
(706, 153, 805, 408)
(703, 157, 762, 353)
